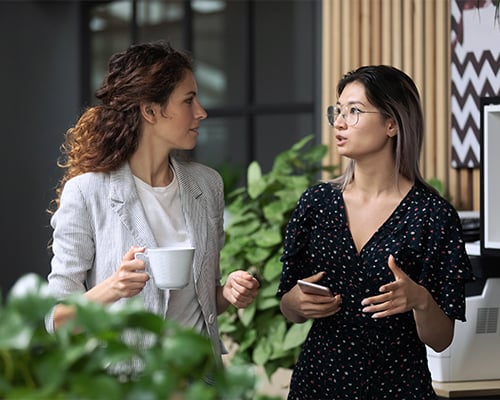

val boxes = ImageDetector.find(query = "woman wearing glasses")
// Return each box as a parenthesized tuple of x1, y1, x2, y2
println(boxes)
(277, 65, 473, 399)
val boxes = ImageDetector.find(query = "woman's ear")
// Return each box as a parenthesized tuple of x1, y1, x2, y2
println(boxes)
(386, 118, 398, 138)
(140, 102, 156, 124)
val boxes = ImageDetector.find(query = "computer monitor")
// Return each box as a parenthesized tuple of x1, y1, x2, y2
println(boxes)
(480, 97, 500, 256)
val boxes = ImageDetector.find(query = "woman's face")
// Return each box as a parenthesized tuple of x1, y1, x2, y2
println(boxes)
(150, 70, 207, 151)
(333, 81, 396, 160)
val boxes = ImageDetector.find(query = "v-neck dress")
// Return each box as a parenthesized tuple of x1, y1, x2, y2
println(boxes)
(277, 181, 473, 400)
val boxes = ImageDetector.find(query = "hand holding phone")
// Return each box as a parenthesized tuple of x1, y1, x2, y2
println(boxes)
(297, 279, 333, 297)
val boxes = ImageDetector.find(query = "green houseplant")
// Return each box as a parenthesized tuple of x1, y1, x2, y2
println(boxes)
(0, 274, 277, 400)
(218, 135, 336, 378)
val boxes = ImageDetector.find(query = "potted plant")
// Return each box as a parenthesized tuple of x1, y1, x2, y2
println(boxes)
(218, 135, 336, 379)
(0, 274, 277, 400)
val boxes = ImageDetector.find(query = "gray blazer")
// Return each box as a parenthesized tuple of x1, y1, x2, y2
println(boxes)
(47, 157, 226, 360)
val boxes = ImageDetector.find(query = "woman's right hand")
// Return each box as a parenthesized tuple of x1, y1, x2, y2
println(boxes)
(279, 272, 342, 323)
(85, 246, 150, 304)
(53, 246, 149, 330)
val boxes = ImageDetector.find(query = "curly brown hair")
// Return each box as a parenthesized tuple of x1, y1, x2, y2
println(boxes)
(51, 41, 193, 212)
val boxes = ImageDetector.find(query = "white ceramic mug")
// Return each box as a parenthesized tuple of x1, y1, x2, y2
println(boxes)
(134, 247, 195, 289)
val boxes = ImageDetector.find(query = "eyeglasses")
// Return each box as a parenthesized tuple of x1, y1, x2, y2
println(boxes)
(327, 104, 380, 127)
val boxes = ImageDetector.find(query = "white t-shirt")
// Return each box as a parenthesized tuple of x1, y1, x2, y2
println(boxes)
(133, 170, 206, 334)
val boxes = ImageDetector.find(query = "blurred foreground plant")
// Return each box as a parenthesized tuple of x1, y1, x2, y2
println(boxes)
(0, 274, 276, 400)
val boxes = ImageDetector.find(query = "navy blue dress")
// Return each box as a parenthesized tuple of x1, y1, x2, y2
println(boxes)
(277, 181, 473, 400)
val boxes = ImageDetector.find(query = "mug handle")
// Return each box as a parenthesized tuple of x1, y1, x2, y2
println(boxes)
(134, 252, 147, 262)
(134, 252, 151, 277)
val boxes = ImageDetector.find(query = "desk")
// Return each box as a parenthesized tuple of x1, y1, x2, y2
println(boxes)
(433, 380, 500, 399)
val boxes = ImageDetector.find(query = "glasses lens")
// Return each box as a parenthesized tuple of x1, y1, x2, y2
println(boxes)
(327, 105, 360, 126)
(347, 108, 359, 126)
(327, 105, 335, 126)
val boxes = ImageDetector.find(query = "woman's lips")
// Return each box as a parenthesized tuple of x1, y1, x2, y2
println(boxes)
(336, 134, 347, 146)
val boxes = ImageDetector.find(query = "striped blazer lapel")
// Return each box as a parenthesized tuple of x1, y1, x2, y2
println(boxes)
(109, 163, 158, 249)
(171, 158, 208, 284)
(108, 163, 166, 316)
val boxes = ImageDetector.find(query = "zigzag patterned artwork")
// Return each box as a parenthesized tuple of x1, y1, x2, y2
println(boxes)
(451, 0, 500, 168)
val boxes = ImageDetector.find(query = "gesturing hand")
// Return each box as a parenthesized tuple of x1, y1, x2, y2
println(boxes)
(361, 255, 428, 318)
(222, 270, 260, 309)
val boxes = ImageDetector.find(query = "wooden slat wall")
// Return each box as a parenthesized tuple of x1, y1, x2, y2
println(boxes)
(321, 0, 478, 210)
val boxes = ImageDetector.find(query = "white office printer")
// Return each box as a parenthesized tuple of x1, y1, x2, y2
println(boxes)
(426, 211, 500, 382)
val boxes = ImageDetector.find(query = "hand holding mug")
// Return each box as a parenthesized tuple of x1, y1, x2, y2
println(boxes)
(134, 247, 195, 290)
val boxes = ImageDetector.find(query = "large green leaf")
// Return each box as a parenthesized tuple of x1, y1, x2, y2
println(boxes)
(238, 329, 257, 352)
(238, 301, 256, 327)
(263, 255, 283, 281)
(70, 374, 124, 400)
(282, 320, 313, 351)
(247, 162, 266, 199)
(262, 200, 288, 224)
(259, 280, 279, 298)
(252, 228, 282, 248)
(256, 297, 279, 310)
(245, 247, 273, 264)
(252, 338, 272, 365)
(0, 311, 34, 350)
(226, 218, 261, 237)
(217, 314, 237, 334)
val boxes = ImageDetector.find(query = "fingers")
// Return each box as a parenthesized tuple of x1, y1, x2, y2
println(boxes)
(361, 295, 395, 318)
(361, 259, 409, 318)
(224, 271, 260, 308)
(297, 293, 343, 319)
(112, 246, 150, 298)
(301, 271, 327, 283)
(123, 246, 145, 261)
(361, 291, 392, 307)
(119, 246, 146, 272)
(231, 270, 260, 289)
(386, 254, 406, 282)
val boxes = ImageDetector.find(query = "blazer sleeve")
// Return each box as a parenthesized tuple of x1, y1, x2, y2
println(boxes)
(48, 177, 96, 298)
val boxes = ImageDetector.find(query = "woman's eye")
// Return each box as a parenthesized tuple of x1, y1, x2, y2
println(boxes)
(185, 98, 194, 104)
(349, 106, 361, 114)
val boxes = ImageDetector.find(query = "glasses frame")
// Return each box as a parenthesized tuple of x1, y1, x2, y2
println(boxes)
(327, 104, 380, 127)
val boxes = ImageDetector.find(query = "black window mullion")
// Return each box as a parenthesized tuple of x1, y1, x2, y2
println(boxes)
(79, 1, 92, 107)
(131, 0, 138, 44)
(246, 0, 256, 166)
(184, 0, 193, 52)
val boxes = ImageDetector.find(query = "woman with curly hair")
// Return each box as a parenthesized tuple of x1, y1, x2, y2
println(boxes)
(46, 41, 259, 364)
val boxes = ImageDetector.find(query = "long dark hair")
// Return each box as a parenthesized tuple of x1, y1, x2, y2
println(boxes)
(333, 65, 432, 192)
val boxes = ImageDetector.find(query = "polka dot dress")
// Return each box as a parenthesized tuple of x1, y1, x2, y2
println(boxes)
(277, 181, 473, 400)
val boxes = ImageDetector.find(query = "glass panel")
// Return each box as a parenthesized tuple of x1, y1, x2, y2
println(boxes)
(136, 0, 185, 49)
(89, 1, 133, 101)
(254, 0, 314, 105)
(194, 116, 247, 192)
(192, 0, 247, 108)
(255, 113, 314, 173)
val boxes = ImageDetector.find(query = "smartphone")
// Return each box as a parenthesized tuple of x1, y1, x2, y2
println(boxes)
(297, 279, 333, 296)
